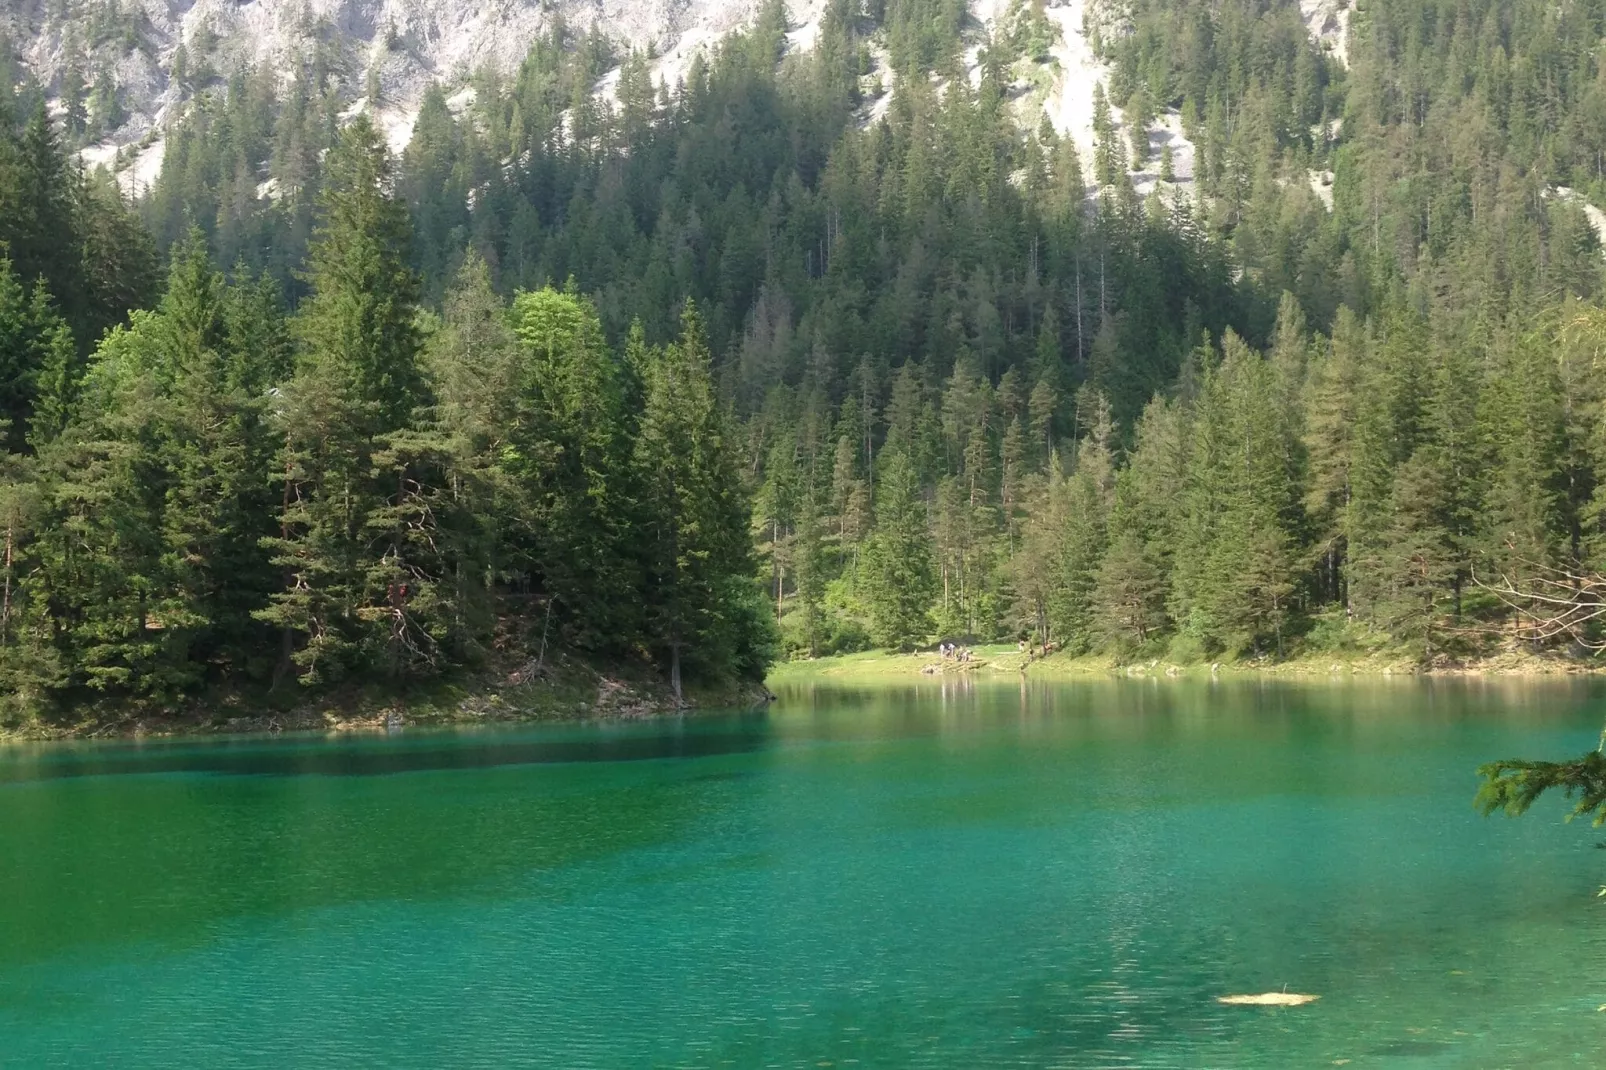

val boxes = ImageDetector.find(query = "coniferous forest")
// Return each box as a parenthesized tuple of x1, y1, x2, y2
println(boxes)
(5, 0, 1606, 723)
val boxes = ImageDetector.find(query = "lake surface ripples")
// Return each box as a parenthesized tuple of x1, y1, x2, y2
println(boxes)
(2, 677, 1604, 1067)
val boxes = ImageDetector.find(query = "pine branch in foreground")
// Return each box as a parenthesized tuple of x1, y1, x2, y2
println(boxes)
(1476, 748, 1606, 826)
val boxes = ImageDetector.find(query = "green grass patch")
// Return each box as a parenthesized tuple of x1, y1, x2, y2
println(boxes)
(768, 636, 1605, 686)
(768, 643, 1035, 683)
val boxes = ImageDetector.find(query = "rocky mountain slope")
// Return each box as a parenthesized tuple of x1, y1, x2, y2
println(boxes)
(6, 0, 815, 151)
(2, 0, 1351, 193)
(10, 0, 1605, 252)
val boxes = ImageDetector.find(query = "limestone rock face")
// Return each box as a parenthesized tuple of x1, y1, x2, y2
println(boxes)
(1298, 0, 1350, 66)
(8, 0, 785, 143)
(2, 0, 1342, 190)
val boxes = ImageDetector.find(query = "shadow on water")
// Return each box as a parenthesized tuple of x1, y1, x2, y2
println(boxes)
(0, 712, 775, 784)
(0, 716, 777, 968)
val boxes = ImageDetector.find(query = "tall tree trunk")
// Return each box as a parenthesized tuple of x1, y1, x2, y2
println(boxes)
(390, 467, 406, 679)
(1075, 255, 1084, 365)
(670, 641, 683, 706)
(2, 516, 13, 645)
(273, 450, 295, 689)
(774, 519, 783, 618)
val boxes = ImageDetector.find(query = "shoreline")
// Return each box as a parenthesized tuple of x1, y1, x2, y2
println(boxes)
(0, 652, 775, 744)
(766, 645, 1604, 684)
(6, 646, 1597, 744)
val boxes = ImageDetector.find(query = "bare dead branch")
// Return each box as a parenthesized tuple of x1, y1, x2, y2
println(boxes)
(1471, 551, 1606, 651)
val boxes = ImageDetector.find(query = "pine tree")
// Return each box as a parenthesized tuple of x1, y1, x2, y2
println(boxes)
(5, 103, 81, 333)
(1370, 451, 1458, 655)
(790, 496, 829, 657)
(1481, 330, 1565, 581)
(24, 315, 184, 700)
(14, 237, 289, 703)
(756, 430, 801, 621)
(1092, 531, 1166, 650)
(418, 254, 523, 662)
(861, 447, 935, 649)
(1046, 397, 1114, 650)
(1092, 83, 1123, 187)
(87, 64, 123, 139)
(78, 173, 160, 342)
(1302, 307, 1362, 607)
(1011, 450, 1061, 650)
(1126, 85, 1152, 170)
(0, 258, 74, 451)
(1000, 414, 1028, 548)
(1343, 330, 1410, 624)
(828, 432, 869, 567)
(634, 302, 761, 699)
(26, 299, 76, 448)
(0, 445, 50, 714)
(508, 286, 638, 650)
(1175, 332, 1303, 655)
(257, 117, 424, 685)
(60, 58, 87, 139)
(152, 237, 281, 677)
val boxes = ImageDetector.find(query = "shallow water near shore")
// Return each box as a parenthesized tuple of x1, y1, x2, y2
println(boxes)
(3, 677, 1605, 1067)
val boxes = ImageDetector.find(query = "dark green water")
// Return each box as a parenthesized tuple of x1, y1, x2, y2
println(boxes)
(3, 678, 1605, 1068)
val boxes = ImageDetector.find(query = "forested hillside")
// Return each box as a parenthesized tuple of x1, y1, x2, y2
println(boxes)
(2, 0, 1606, 723)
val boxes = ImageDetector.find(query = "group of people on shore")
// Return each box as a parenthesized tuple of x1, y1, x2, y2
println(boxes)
(931, 638, 1060, 666)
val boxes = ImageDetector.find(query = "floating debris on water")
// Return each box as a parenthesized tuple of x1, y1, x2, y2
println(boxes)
(1217, 992, 1320, 1007)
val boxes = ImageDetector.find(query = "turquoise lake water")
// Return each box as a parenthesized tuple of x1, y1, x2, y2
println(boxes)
(2, 677, 1605, 1067)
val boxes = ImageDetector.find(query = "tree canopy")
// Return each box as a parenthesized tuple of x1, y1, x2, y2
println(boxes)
(5, 0, 1606, 723)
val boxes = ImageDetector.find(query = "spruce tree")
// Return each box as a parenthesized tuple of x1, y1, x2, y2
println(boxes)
(829, 432, 871, 567)
(1175, 332, 1302, 655)
(24, 316, 185, 700)
(861, 447, 935, 649)
(1047, 398, 1115, 651)
(153, 238, 282, 678)
(16, 238, 287, 703)
(634, 302, 759, 699)
(417, 255, 524, 662)
(257, 117, 424, 685)
(1346, 311, 1432, 625)
(0, 259, 73, 451)
(1481, 330, 1565, 581)
(508, 286, 639, 650)
(8, 103, 81, 332)
(1092, 532, 1167, 650)
(1302, 308, 1362, 607)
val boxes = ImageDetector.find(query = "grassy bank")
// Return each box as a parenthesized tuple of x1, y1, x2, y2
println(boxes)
(0, 650, 772, 742)
(766, 644, 1036, 681)
(9, 643, 1591, 742)
(765, 643, 1600, 685)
